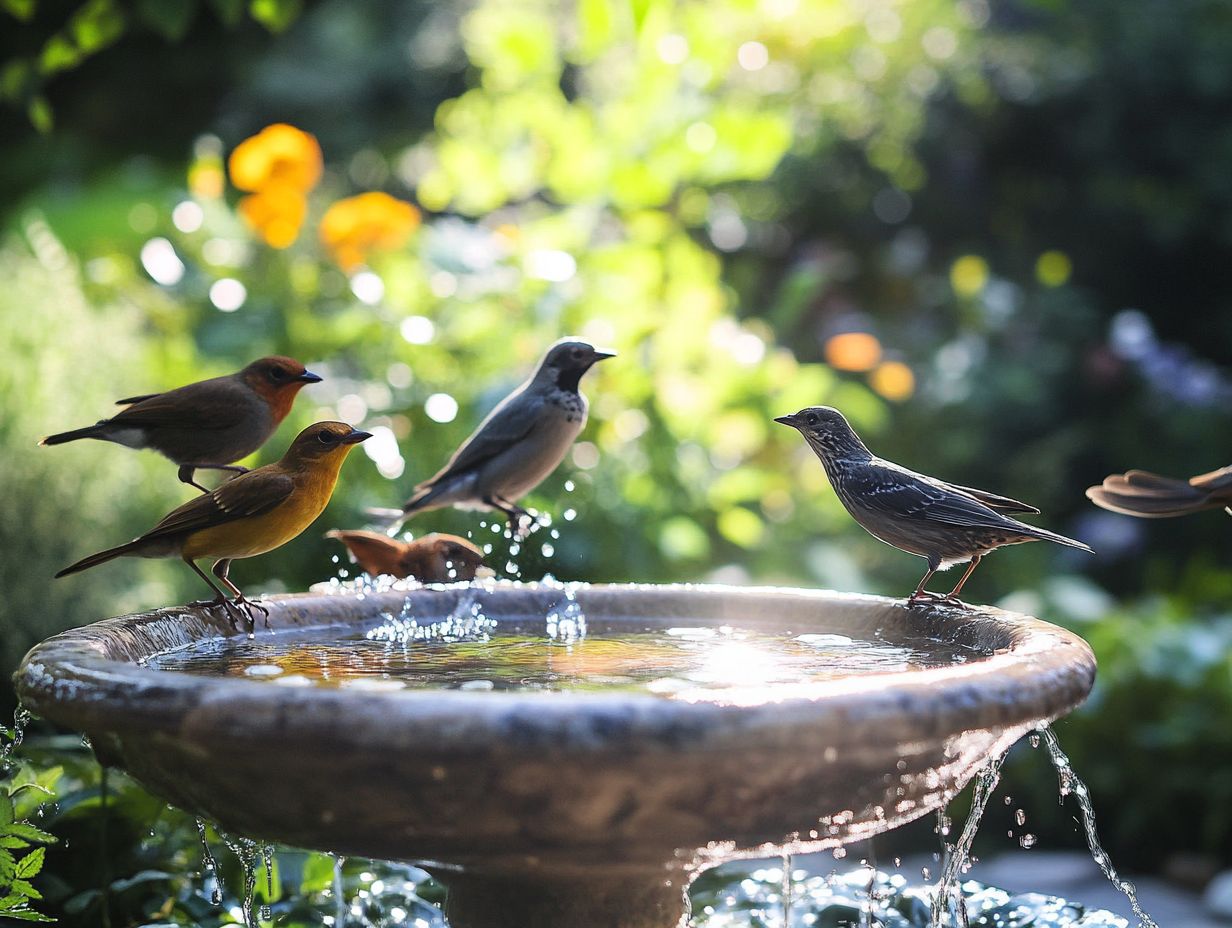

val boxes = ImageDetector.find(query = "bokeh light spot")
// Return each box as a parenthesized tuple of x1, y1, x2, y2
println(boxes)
(425, 393, 458, 423)
(825, 332, 882, 372)
(1036, 250, 1072, 287)
(208, 278, 247, 312)
(869, 361, 915, 401)
(950, 255, 989, 297)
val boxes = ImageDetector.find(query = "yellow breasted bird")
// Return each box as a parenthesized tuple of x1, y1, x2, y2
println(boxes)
(56, 422, 370, 627)
(41, 356, 322, 492)
(325, 529, 485, 582)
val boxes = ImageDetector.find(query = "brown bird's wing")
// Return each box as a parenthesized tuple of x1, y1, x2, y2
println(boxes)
(946, 483, 1040, 514)
(418, 388, 542, 487)
(115, 392, 162, 405)
(137, 466, 295, 543)
(109, 376, 250, 431)
(1189, 465, 1232, 492)
(1087, 467, 1231, 518)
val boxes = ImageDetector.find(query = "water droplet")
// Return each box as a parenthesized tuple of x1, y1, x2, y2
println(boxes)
(1015, 809, 1026, 827)
(1019, 833, 1037, 848)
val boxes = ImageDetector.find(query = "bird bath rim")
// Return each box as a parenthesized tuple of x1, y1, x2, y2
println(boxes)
(13, 582, 1096, 928)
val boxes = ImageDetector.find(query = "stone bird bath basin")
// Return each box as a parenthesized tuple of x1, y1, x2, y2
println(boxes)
(14, 583, 1095, 928)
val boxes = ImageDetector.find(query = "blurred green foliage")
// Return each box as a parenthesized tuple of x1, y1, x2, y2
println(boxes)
(2, 0, 1232, 900)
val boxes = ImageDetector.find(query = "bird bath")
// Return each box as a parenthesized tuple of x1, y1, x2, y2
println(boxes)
(13, 583, 1095, 928)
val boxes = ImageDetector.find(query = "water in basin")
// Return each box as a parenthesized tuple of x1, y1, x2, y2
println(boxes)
(145, 596, 987, 697)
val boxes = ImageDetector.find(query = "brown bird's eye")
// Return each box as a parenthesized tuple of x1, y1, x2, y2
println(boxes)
(317, 431, 334, 444)
(269, 368, 287, 383)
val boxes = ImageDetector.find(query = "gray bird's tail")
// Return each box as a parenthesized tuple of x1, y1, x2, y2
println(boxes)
(1019, 522, 1094, 554)
(1087, 470, 1224, 519)
(55, 540, 142, 578)
(41, 423, 106, 446)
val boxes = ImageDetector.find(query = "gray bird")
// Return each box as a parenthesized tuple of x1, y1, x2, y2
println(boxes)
(376, 339, 614, 534)
(775, 406, 1093, 605)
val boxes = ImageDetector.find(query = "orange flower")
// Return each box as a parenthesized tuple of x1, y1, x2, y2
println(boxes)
(320, 192, 421, 271)
(238, 184, 308, 249)
(229, 124, 323, 194)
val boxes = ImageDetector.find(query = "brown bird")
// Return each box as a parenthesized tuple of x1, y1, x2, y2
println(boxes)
(326, 529, 486, 582)
(1087, 465, 1232, 518)
(41, 356, 322, 492)
(56, 422, 369, 627)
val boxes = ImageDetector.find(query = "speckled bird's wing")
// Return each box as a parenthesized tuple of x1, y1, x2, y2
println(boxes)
(945, 483, 1039, 514)
(137, 467, 295, 542)
(850, 462, 1020, 530)
(109, 376, 251, 430)
(420, 387, 543, 486)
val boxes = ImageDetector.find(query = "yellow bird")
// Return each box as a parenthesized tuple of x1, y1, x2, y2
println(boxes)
(56, 421, 370, 627)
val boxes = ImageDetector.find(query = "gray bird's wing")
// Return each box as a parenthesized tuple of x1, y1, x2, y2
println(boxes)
(946, 483, 1039, 514)
(853, 463, 1018, 529)
(420, 387, 544, 486)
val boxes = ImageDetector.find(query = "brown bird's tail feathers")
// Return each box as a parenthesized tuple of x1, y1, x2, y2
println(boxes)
(1086, 469, 1226, 519)
(54, 540, 143, 578)
(40, 423, 106, 446)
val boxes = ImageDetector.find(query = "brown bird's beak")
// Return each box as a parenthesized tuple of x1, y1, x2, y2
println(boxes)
(297, 370, 324, 384)
(341, 429, 371, 444)
(774, 413, 800, 427)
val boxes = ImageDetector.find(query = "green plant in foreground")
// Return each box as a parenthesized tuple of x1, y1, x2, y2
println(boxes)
(1, 717, 59, 922)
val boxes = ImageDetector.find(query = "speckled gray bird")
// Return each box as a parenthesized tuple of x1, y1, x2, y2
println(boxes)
(377, 339, 614, 534)
(775, 406, 1093, 605)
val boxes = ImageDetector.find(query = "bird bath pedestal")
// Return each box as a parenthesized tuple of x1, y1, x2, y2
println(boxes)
(14, 584, 1095, 928)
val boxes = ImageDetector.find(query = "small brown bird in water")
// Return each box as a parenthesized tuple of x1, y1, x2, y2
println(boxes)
(1087, 465, 1232, 518)
(56, 422, 369, 627)
(41, 356, 322, 492)
(776, 406, 1093, 606)
(326, 529, 486, 582)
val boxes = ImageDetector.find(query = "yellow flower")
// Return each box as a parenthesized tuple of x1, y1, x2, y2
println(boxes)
(228, 124, 323, 194)
(238, 184, 308, 249)
(320, 192, 421, 271)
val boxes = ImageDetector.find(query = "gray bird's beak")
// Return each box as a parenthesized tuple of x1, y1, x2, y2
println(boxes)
(342, 429, 372, 444)
(774, 414, 800, 427)
(298, 370, 324, 384)
(590, 348, 617, 361)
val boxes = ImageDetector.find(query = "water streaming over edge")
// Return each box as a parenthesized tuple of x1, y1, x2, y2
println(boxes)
(1038, 726, 1159, 928)
(930, 750, 1006, 928)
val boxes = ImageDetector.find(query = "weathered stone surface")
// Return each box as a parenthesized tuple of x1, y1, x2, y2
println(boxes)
(13, 583, 1096, 928)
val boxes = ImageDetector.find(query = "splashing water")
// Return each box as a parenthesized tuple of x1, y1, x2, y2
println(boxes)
(333, 855, 346, 927)
(1, 706, 31, 771)
(931, 751, 1006, 928)
(545, 587, 586, 641)
(260, 843, 275, 921)
(196, 819, 224, 906)
(220, 832, 261, 927)
(1039, 726, 1158, 928)
(781, 851, 793, 928)
(365, 590, 496, 645)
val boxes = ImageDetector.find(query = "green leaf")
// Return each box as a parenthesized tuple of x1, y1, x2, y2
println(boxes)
(137, 0, 196, 39)
(0, 908, 56, 921)
(1, 0, 37, 21)
(0, 797, 12, 827)
(0, 837, 30, 849)
(2, 825, 57, 845)
(10, 879, 42, 900)
(298, 852, 335, 893)
(68, 0, 125, 54)
(249, 0, 301, 32)
(27, 95, 53, 134)
(15, 847, 44, 880)
(39, 35, 82, 75)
